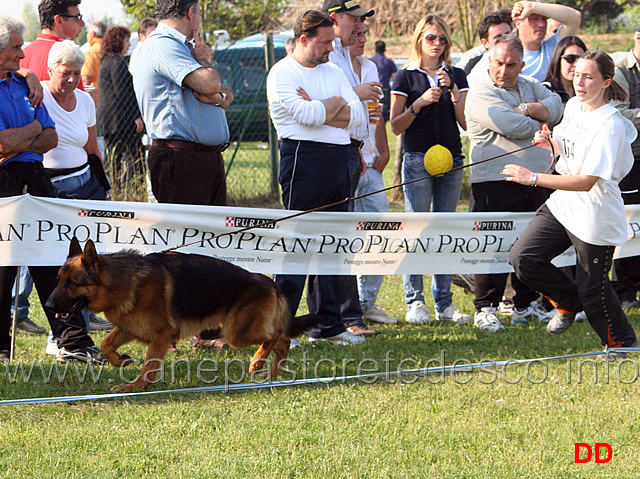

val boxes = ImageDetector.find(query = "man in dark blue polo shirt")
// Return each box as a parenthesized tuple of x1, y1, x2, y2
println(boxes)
(0, 15, 105, 363)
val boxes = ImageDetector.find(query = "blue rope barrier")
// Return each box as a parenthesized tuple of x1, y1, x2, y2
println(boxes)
(3, 348, 636, 407)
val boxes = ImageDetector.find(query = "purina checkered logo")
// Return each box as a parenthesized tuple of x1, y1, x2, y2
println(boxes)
(225, 216, 276, 229)
(356, 221, 402, 231)
(473, 221, 513, 231)
(77, 209, 135, 219)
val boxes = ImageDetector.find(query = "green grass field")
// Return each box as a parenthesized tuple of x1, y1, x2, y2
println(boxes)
(2, 275, 639, 478)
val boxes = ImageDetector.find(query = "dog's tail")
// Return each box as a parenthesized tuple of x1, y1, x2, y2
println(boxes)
(286, 314, 324, 338)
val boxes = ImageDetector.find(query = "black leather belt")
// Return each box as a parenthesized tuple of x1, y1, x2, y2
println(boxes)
(152, 139, 229, 153)
(350, 138, 364, 150)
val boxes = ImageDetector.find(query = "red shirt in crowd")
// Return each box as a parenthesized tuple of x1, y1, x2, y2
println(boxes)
(21, 33, 84, 90)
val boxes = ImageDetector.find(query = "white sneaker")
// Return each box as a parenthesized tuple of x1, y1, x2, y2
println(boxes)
(436, 304, 473, 324)
(308, 330, 365, 345)
(575, 310, 587, 322)
(474, 307, 504, 332)
(405, 301, 433, 324)
(362, 304, 399, 324)
(46, 332, 59, 356)
(289, 338, 301, 349)
(511, 301, 553, 325)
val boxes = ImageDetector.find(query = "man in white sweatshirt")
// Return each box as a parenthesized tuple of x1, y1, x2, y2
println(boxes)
(267, 10, 367, 345)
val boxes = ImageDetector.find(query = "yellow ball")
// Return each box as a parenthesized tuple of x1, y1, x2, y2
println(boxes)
(424, 144, 453, 176)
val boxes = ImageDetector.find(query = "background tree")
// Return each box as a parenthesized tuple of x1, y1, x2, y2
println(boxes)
(120, 0, 286, 39)
(22, 2, 40, 42)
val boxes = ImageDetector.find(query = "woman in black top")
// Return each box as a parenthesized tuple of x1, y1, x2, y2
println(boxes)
(97, 26, 144, 195)
(390, 15, 471, 324)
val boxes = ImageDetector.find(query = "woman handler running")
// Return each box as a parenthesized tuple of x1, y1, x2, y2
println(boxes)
(503, 51, 638, 353)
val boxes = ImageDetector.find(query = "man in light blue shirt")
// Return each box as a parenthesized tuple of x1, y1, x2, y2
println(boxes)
(133, 0, 233, 206)
(511, 1, 581, 82)
(133, 0, 234, 351)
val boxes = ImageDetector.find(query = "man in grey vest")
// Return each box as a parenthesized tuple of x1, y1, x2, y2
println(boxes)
(611, 28, 640, 310)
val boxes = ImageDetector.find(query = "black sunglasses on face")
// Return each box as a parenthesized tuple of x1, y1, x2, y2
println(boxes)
(561, 53, 580, 64)
(60, 13, 83, 22)
(424, 34, 448, 45)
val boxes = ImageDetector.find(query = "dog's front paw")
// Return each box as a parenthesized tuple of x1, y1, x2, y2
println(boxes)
(111, 381, 143, 392)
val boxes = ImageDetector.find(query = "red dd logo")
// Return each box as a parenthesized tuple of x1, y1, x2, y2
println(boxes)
(574, 443, 613, 463)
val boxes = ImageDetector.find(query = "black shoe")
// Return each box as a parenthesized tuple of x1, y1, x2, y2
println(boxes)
(0, 349, 9, 362)
(57, 346, 108, 365)
(16, 318, 47, 335)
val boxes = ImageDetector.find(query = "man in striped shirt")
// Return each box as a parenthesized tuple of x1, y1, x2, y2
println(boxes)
(133, 0, 233, 207)
(134, 0, 234, 351)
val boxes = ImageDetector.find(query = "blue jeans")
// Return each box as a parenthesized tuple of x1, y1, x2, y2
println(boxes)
(51, 168, 92, 195)
(10, 266, 32, 322)
(353, 166, 389, 310)
(402, 151, 464, 312)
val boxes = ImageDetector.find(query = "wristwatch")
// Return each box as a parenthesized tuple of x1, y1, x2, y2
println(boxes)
(518, 103, 530, 117)
(530, 172, 538, 186)
(410, 104, 418, 116)
(214, 90, 227, 106)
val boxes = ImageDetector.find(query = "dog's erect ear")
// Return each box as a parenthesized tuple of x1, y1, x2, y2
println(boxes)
(69, 236, 82, 258)
(82, 239, 98, 268)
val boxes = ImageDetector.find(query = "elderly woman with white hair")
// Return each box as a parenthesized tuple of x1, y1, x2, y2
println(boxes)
(42, 40, 111, 200)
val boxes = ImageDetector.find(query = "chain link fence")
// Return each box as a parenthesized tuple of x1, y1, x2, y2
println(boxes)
(96, 35, 287, 207)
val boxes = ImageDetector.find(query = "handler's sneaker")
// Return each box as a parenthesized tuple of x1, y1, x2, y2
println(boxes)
(57, 346, 108, 365)
(511, 301, 553, 325)
(603, 338, 639, 360)
(620, 299, 640, 310)
(362, 304, 399, 324)
(15, 317, 46, 335)
(436, 304, 473, 324)
(309, 330, 365, 345)
(405, 301, 433, 324)
(546, 310, 576, 335)
(474, 307, 504, 332)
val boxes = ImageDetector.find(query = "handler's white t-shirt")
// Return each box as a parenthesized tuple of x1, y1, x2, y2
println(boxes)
(547, 97, 637, 246)
(42, 82, 96, 171)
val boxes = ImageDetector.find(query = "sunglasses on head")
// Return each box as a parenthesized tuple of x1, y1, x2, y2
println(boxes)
(424, 34, 448, 45)
(561, 53, 580, 64)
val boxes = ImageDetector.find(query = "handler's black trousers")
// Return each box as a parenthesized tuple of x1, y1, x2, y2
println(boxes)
(509, 204, 637, 348)
(274, 139, 350, 339)
(0, 162, 95, 352)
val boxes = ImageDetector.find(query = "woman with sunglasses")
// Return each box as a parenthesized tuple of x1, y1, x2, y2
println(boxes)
(390, 15, 471, 324)
(504, 51, 638, 355)
(543, 36, 587, 104)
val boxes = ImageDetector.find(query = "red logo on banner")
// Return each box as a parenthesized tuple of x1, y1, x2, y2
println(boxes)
(78, 209, 88, 217)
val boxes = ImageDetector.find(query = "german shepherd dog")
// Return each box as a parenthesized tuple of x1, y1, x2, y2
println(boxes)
(46, 237, 319, 391)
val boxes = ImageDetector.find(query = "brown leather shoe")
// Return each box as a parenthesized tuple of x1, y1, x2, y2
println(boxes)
(191, 336, 230, 350)
(347, 325, 380, 337)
